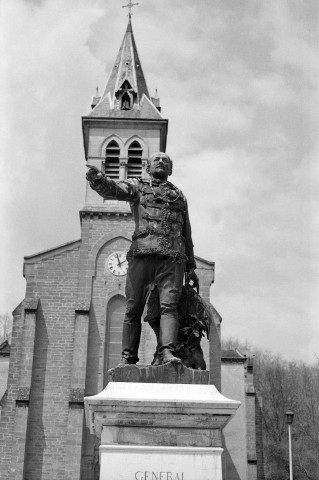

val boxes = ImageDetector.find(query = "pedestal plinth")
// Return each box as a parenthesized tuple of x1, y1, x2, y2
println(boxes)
(109, 362, 210, 384)
(85, 365, 240, 480)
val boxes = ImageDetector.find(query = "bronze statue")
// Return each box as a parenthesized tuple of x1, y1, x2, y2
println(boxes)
(86, 152, 199, 366)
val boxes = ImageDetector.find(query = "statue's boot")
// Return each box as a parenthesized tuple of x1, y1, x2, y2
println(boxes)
(158, 317, 181, 365)
(119, 322, 141, 366)
(160, 348, 182, 364)
(151, 346, 161, 366)
(148, 321, 160, 366)
(116, 357, 135, 367)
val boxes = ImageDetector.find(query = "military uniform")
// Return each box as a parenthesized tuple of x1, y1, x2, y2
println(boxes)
(89, 175, 196, 363)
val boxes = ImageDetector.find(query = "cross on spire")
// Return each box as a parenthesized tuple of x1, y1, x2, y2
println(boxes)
(122, 1, 139, 19)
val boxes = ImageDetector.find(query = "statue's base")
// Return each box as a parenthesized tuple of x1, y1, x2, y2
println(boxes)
(85, 381, 240, 480)
(109, 362, 209, 384)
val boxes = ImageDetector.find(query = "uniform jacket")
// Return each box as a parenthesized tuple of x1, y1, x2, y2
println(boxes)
(90, 175, 196, 271)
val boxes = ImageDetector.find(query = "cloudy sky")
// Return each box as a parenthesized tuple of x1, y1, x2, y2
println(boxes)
(1, 0, 318, 363)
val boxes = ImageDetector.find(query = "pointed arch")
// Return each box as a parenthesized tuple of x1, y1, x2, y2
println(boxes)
(99, 134, 124, 157)
(124, 134, 147, 152)
(91, 235, 131, 276)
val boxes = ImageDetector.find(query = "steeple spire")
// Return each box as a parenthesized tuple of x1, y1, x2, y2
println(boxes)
(88, 19, 161, 119)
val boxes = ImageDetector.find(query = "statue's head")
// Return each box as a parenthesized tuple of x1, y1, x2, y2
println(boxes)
(147, 152, 173, 180)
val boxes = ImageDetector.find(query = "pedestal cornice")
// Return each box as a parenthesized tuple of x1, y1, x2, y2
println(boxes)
(85, 381, 240, 439)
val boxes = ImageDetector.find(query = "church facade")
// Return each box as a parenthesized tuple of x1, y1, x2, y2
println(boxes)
(0, 20, 264, 480)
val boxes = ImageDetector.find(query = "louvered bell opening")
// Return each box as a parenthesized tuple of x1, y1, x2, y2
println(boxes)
(128, 141, 142, 178)
(105, 141, 120, 179)
(105, 157, 120, 178)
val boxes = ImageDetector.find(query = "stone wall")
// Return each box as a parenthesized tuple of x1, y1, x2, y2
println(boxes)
(0, 244, 80, 479)
(0, 303, 24, 479)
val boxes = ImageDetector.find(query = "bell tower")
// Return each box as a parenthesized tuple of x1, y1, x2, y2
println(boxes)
(82, 18, 168, 212)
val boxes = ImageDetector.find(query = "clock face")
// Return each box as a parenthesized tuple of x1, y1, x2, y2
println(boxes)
(107, 252, 128, 276)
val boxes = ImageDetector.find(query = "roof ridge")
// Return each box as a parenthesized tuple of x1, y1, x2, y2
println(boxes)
(24, 239, 81, 261)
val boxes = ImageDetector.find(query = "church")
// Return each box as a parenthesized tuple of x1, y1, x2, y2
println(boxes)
(0, 17, 264, 480)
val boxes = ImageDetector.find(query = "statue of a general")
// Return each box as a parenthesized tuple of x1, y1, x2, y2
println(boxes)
(86, 152, 198, 366)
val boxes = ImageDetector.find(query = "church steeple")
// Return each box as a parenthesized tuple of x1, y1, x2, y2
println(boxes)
(88, 19, 161, 119)
(82, 18, 168, 207)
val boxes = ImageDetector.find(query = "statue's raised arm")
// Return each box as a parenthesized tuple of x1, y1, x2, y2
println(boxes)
(86, 164, 139, 202)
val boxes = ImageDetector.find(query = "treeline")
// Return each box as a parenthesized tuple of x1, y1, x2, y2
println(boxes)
(222, 337, 319, 480)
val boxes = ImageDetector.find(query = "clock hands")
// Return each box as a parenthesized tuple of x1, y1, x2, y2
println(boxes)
(116, 254, 127, 268)
(108, 252, 128, 276)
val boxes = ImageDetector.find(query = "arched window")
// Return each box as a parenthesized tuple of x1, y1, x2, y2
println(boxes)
(127, 141, 142, 178)
(103, 295, 126, 386)
(104, 140, 120, 178)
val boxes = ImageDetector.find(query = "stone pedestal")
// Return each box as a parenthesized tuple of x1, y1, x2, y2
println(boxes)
(85, 365, 240, 480)
(109, 362, 210, 384)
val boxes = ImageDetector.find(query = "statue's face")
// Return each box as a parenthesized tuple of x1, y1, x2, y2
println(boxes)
(148, 153, 172, 180)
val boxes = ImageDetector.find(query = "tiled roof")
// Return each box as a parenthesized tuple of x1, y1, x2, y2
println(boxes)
(89, 94, 162, 120)
(221, 349, 245, 359)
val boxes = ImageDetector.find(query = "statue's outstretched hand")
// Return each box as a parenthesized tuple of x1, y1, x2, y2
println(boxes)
(86, 164, 103, 183)
(187, 268, 199, 293)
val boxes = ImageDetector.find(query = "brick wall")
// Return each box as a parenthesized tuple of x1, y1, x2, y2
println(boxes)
(25, 247, 80, 480)
(221, 360, 248, 480)
(0, 303, 24, 480)
(0, 245, 80, 479)
(85, 218, 133, 396)
(245, 356, 265, 480)
(255, 392, 265, 479)
(80, 213, 134, 479)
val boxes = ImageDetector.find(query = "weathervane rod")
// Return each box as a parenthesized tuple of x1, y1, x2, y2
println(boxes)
(122, 1, 139, 19)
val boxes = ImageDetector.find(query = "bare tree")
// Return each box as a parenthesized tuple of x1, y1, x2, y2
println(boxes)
(222, 336, 319, 480)
(221, 335, 253, 353)
(0, 313, 13, 344)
